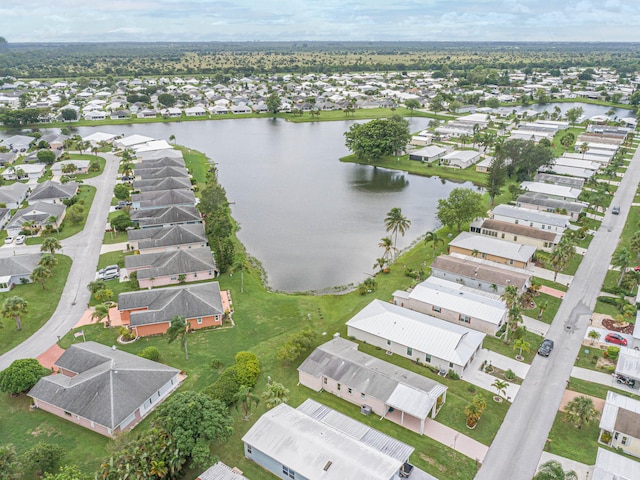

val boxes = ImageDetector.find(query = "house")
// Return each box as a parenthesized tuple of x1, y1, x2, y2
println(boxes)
(408, 145, 447, 162)
(28, 181, 78, 205)
(110, 110, 130, 120)
(137, 148, 184, 161)
(1, 134, 34, 152)
(242, 399, 416, 480)
(0, 253, 42, 292)
(562, 152, 613, 165)
(533, 172, 585, 190)
(393, 276, 506, 336)
(197, 462, 249, 480)
(24, 149, 64, 164)
(185, 106, 207, 116)
(520, 181, 581, 202)
(51, 160, 90, 176)
(28, 342, 181, 437)
(0, 208, 10, 230)
(130, 205, 202, 229)
(39, 133, 69, 151)
(592, 448, 640, 480)
(114, 134, 156, 150)
(5, 202, 65, 237)
(347, 300, 485, 374)
(84, 111, 107, 121)
(470, 219, 560, 252)
(448, 231, 537, 268)
(298, 337, 447, 435)
(127, 223, 208, 253)
(599, 391, 640, 458)
(516, 193, 585, 219)
(540, 164, 595, 179)
(134, 165, 190, 180)
(138, 157, 186, 169)
(429, 254, 531, 295)
(614, 347, 640, 386)
(1, 164, 47, 182)
(0, 182, 30, 209)
(83, 131, 119, 145)
(439, 150, 481, 169)
(131, 189, 196, 210)
(134, 177, 193, 192)
(491, 204, 570, 233)
(133, 140, 173, 154)
(118, 282, 229, 337)
(124, 247, 216, 288)
(475, 157, 493, 173)
(0, 151, 18, 166)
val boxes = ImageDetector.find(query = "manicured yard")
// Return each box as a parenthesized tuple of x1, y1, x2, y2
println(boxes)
(567, 377, 635, 400)
(547, 410, 601, 465)
(483, 331, 544, 365)
(177, 145, 209, 187)
(102, 230, 129, 244)
(523, 292, 563, 324)
(561, 254, 583, 276)
(574, 344, 614, 373)
(594, 299, 623, 317)
(66, 154, 106, 180)
(0, 255, 72, 355)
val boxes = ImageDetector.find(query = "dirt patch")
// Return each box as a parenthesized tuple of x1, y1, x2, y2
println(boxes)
(596, 357, 616, 369)
(602, 318, 634, 334)
(31, 424, 57, 437)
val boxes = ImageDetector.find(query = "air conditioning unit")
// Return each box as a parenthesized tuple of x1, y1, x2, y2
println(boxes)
(360, 405, 372, 416)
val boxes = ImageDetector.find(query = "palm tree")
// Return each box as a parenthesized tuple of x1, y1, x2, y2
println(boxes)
(464, 401, 482, 428)
(166, 315, 189, 360)
(588, 329, 601, 345)
(513, 337, 530, 359)
(1, 296, 28, 330)
(500, 285, 520, 344)
(40, 236, 62, 256)
(22, 220, 37, 237)
(30, 265, 52, 290)
(533, 460, 578, 480)
(86, 280, 106, 296)
(564, 395, 599, 429)
(612, 246, 634, 287)
(384, 208, 411, 250)
(537, 300, 549, 320)
(373, 257, 387, 273)
(38, 253, 58, 270)
(45, 215, 60, 234)
(378, 236, 396, 262)
(491, 379, 509, 400)
(580, 142, 589, 158)
(90, 303, 111, 328)
(169, 134, 176, 144)
(549, 240, 576, 282)
(233, 385, 260, 421)
(424, 230, 445, 259)
(262, 381, 290, 408)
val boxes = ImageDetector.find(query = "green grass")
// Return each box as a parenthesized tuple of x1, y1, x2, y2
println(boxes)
(547, 410, 600, 465)
(618, 206, 640, 249)
(594, 299, 622, 317)
(551, 127, 585, 157)
(532, 277, 568, 292)
(25, 185, 97, 245)
(524, 293, 563, 324)
(177, 145, 209, 186)
(567, 377, 638, 400)
(0, 255, 72, 355)
(574, 345, 613, 373)
(576, 234, 593, 249)
(102, 230, 129, 245)
(561, 254, 583, 276)
(483, 331, 544, 365)
(66, 154, 106, 180)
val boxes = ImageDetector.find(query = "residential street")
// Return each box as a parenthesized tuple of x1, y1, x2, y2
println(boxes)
(0, 153, 120, 370)
(475, 148, 640, 480)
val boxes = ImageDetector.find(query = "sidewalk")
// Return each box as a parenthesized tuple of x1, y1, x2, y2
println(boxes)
(538, 453, 592, 480)
(100, 242, 128, 254)
(570, 366, 638, 394)
(528, 265, 573, 287)
(465, 349, 529, 401)
(423, 418, 488, 463)
(523, 315, 550, 336)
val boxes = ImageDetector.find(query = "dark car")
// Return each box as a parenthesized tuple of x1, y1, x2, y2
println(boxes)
(537, 339, 554, 357)
(612, 206, 620, 215)
(605, 332, 628, 346)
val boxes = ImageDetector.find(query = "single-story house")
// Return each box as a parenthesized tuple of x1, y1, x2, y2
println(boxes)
(599, 391, 640, 458)
(124, 247, 216, 288)
(448, 231, 537, 268)
(0, 208, 10, 230)
(475, 157, 493, 173)
(51, 160, 90, 176)
(408, 145, 447, 162)
(298, 337, 447, 435)
(393, 276, 506, 336)
(110, 110, 131, 120)
(439, 150, 481, 169)
(118, 282, 228, 337)
(515, 193, 585, 220)
(133, 165, 190, 180)
(533, 172, 585, 190)
(127, 223, 208, 254)
(592, 448, 640, 480)
(136, 109, 158, 119)
(185, 106, 207, 117)
(133, 140, 173, 153)
(83, 131, 119, 145)
(24, 149, 64, 164)
(520, 181, 581, 202)
(347, 299, 485, 375)
(615, 347, 640, 386)
(137, 148, 183, 161)
(130, 205, 202, 229)
(28, 180, 78, 205)
(84, 111, 107, 121)
(161, 107, 182, 118)
(1, 134, 34, 152)
(562, 152, 612, 165)
(1, 164, 46, 182)
(39, 133, 69, 151)
(470, 219, 560, 252)
(552, 156, 602, 172)
(131, 189, 196, 210)
(28, 342, 181, 437)
(0, 151, 18, 166)
(491, 204, 570, 233)
(114, 134, 156, 150)
(197, 462, 249, 480)
(410, 130, 434, 146)
(5, 202, 65, 237)
(134, 176, 193, 192)
(0, 253, 42, 292)
(137, 157, 186, 169)
(430, 254, 531, 295)
(242, 399, 415, 480)
(0, 182, 30, 209)
(541, 164, 596, 179)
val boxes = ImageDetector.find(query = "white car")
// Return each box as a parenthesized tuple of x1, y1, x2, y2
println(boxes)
(15, 235, 26, 245)
(4, 236, 14, 244)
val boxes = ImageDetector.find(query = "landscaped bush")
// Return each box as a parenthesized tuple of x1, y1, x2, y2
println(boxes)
(210, 356, 223, 370)
(205, 366, 239, 406)
(137, 347, 160, 362)
(447, 369, 460, 380)
(504, 369, 516, 381)
(235, 351, 260, 387)
(118, 327, 136, 342)
(605, 346, 620, 361)
(0, 359, 50, 395)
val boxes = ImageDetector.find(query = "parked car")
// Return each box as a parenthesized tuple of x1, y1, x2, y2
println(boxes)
(612, 206, 620, 215)
(537, 339, 554, 357)
(4, 236, 14, 244)
(605, 332, 628, 346)
(98, 265, 120, 280)
(15, 235, 26, 245)
(634, 265, 640, 272)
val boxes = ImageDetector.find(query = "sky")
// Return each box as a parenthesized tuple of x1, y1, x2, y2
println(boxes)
(2, 0, 640, 43)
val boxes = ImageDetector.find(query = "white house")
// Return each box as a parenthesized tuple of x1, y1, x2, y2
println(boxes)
(599, 391, 640, 458)
(440, 150, 481, 169)
(592, 448, 640, 480)
(408, 145, 447, 162)
(490, 204, 570, 234)
(520, 181, 582, 202)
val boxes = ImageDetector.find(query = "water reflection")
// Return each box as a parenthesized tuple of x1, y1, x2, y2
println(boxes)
(349, 166, 409, 193)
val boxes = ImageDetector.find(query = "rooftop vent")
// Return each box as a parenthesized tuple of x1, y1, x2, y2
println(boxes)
(324, 461, 333, 471)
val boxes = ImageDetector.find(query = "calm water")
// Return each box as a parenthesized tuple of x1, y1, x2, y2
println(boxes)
(510, 101, 635, 120)
(4, 118, 473, 292)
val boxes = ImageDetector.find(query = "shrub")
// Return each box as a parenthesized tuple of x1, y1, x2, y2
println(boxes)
(138, 347, 160, 362)
(205, 366, 239, 406)
(600, 431, 612, 444)
(467, 385, 477, 394)
(607, 346, 620, 361)
(235, 351, 260, 387)
(118, 327, 136, 341)
(0, 358, 50, 394)
(210, 356, 223, 370)
(447, 369, 460, 380)
(504, 369, 516, 381)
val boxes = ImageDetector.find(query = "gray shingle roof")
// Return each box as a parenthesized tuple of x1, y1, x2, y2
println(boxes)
(134, 165, 190, 179)
(516, 193, 585, 214)
(29, 180, 78, 202)
(29, 342, 179, 430)
(124, 247, 215, 279)
(131, 189, 196, 209)
(138, 157, 186, 169)
(0, 182, 30, 204)
(118, 282, 224, 326)
(134, 177, 193, 192)
(130, 205, 201, 228)
(0, 253, 42, 276)
(127, 223, 207, 250)
(6, 202, 65, 230)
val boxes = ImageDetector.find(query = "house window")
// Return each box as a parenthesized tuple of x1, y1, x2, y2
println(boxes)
(170, 276, 177, 281)
(323, 377, 327, 384)
(425, 354, 432, 363)
(449, 362, 454, 368)
(407, 347, 413, 356)
(361, 393, 366, 400)
(509, 259, 514, 265)
(337, 383, 341, 391)
(348, 388, 352, 394)
(530, 222, 533, 227)
(387, 339, 391, 345)
(247, 445, 252, 454)
(514, 236, 518, 241)
(282, 466, 296, 479)
(197, 317, 203, 324)
(459, 315, 471, 324)
(481, 253, 486, 259)
(515, 219, 519, 224)
(194, 273, 198, 278)
(622, 436, 629, 446)
(432, 305, 441, 313)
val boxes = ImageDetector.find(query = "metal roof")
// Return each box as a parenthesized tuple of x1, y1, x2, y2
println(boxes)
(600, 391, 640, 435)
(197, 462, 249, 480)
(347, 300, 485, 365)
(520, 181, 581, 200)
(593, 448, 640, 480)
(615, 347, 640, 379)
(492, 204, 570, 228)
(448, 232, 537, 263)
(516, 193, 585, 213)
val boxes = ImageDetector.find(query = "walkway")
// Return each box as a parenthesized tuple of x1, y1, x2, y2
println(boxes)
(528, 265, 573, 287)
(538, 285, 565, 299)
(523, 315, 550, 337)
(537, 453, 592, 480)
(100, 241, 127, 254)
(465, 349, 529, 401)
(423, 418, 488, 463)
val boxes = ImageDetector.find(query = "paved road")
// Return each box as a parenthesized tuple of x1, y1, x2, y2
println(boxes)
(476, 147, 640, 480)
(0, 153, 120, 370)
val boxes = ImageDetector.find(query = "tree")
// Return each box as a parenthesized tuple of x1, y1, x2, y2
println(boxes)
(513, 337, 530, 359)
(235, 351, 260, 388)
(579, 142, 589, 158)
(266, 92, 281, 114)
(485, 156, 507, 206)
(154, 391, 233, 469)
(110, 212, 132, 232)
(549, 238, 576, 282)
(436, 188, 486, 232)
(533, 460, 578, 480)
(169, 134, 176, 144)
(404, 99, 420, 111)
(113, 184, 130, 201)
(344, 117, 410, 161)
(38, 254, 58, 270)
(22, 443, 65, 478)
(93, 288, 113, 303)
(564, 395, 599, 429)
(167, 315, 189, 360)
(424, 230, 444, 258)
(86, 280, 106, 296)
(0, 358, 49, 394)
(60, 109, 77, 121)
(1, 296, 28, 331)
(40, 237, 62, 256)
(30, 265, 52, 290)
(61, 163, 77, 175)
(378, 236, 396, 263)
(262, 381, 290, 408)
(36, 150, 56, 165)
(560, 132, 575, 151)
(612, 246, 634, 287)
(501, 285, 520, 344)
(43, 465, 90, 480)
(157, 93, 176, 107)
(0, 443, 21, 480)
(491, 379, 509, 400)
(233, 385, 260, 421)
(565, 107, 584, 125)
(588, 329, 601, 345)
(90, 303, 111, 328)
(206, 366, 240, 405)
(384, 207, 411, 250)
(65, 204, 84, 225)
(45, 215, 60, 234)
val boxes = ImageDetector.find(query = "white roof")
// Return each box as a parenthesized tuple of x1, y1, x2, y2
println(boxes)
(544, 165, 595, 179)
(600, 391, 640, 433)
(242, 399, 412, 480)
(448, 231, 537, 263)
(615, 347, 640, 379)
(456, 113, 489, 124)
(442, 150, 480, 162)
(133, 140, 173, 153)
(593, 448, 640, 480)
(407, 277, 506, 325)
(562, 152, 612, 163)
(6, 164, 46, 174)
(554, 156, 601, 170)
(492, 204, 570, 228)
(521, 181, 581, 200)
(197, 462, 249, 480)
(83, 132, 118, 143)
(410, 145, 447, 158)
(347, 300, 485, 365)
(117, 134, 155, 147)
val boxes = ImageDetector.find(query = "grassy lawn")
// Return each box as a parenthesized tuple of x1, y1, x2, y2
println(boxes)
(66, 154, 106, 180)
(561, 254, 583, 276)
(547, 410, 600, 465)
(566, 377, 638, 400)
(177, 145, 210, 187)
(532, 277, 568, 292)
(25, 185, 97, 245)
(102, 230, 129, 244)
(574, 344, 614, 373)
(524, 293, 563, 324)
(576, 233, 593, 249)
(483, 331, 544, 365)
(618, 206, 640, 249)
(594, 299, 622, 317)
(0, 255, 71, 355)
